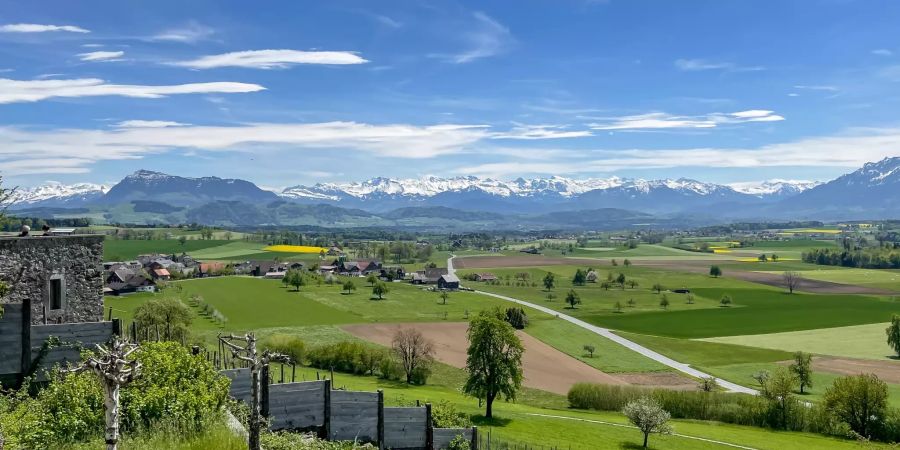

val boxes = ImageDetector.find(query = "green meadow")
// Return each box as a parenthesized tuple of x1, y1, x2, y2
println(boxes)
(702, 322, 898, 360)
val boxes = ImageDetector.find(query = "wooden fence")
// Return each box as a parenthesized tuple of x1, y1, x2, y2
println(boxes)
(0, 300, 118, 383)
(222, 368, 477, 449)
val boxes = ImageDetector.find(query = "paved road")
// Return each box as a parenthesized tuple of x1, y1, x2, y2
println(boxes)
(449, 256, 758, 395)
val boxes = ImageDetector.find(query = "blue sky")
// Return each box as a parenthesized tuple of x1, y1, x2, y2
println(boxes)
(2, 0, 900, 190)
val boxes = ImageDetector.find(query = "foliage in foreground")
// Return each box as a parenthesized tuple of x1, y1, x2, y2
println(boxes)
(0, 342, 229, 449)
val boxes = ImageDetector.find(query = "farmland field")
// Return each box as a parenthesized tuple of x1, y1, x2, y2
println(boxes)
(701, 322, 898, 360)
(758, 268, 900, 291)
(103, 238, 231, 261)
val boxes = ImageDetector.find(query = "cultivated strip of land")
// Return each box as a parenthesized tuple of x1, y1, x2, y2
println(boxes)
(449, 256, 758, 395)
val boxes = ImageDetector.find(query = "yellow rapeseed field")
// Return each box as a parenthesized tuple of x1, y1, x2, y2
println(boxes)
(264, 245, 328, 253)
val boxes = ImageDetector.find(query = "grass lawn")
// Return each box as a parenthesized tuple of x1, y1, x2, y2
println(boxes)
(701, 322, 899, 360)
(103, 238, 231, 261)
(587, 286, 900, 338)
(276, 363, 890, 450)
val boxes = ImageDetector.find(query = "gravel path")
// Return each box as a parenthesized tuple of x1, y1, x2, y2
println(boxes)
(449, 255, 758, 395)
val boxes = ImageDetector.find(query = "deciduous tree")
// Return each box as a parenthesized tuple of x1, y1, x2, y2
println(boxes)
(790, 351, 813, 394)
(342, 279, 356, 294)
(565, 289, 581, 309)
(824, 374, 889, 438)
(783, 271, 801, 294)
(392, 327, 434, 384)
(463, 312, 524, 419)
(709, 265, 722, 278)
(622, 396, 672, 449)
(543, 272, 555, 291)
(887, 314, 900, 358)
(372, 282, 389, 300)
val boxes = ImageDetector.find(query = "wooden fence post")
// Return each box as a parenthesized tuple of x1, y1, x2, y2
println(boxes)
(112, 318, 122, 337)
(377, 390, 384, 450)
(322, 379, 331, 440)
(19, 298, 32, 385)
(472, 426, 478, 450)
(261, 364, 270, 419)
(425, 402, 433, 450)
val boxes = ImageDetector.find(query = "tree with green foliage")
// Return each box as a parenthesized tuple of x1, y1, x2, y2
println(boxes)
(565, 289, 581, 309)
(758, 254, 768, 262)
(824, 374, 889, 438)
(720, 295, 732, 307)
(616, 273, 626, 289)
(659, 294, 669, 310)
(542, 272, 555, 291)
(709, 265, 722, 277)
(610, 259, 618, 266)
(626, 279, 638, 289)
(600, 281, 611, 290)
(614, 301, 623, 313)
(572, 269, 587, 286)
(288, 270, 305, 291)
(504, 307, 528, 329)
(178, 235, 187, 247)
(652, 282, 663, 294)
(583, 344, 596, 358)
(281, 271, 291, 288)
(366, 273, 379, 287)
(440, 290, 450, 305)
(699, 376, 718, 392)
(790, 351, 813, 394)
(887, 314, 900, 358)
(342, 279, 356, 294)
(133, 297, 193, 342)
(623, 259, 632, 267)
(763, 368, 798, 429)
(622, 396, 672, 449)
(372, 282, 389, 300)
(463, 311, 524, 419)
(627, 298, 636, 308)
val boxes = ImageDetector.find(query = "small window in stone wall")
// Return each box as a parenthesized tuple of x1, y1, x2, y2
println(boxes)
(49, 275, 65, 310)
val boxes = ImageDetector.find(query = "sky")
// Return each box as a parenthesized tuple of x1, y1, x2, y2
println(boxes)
(2, 0, 900, 191)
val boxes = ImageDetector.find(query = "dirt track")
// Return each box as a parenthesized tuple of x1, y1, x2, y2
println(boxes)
(452, 255, 603, 269)
(810, 357, 900, 383)
(343, 322, 631, 395)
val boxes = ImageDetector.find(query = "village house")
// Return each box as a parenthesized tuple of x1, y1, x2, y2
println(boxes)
(197, 262, 227, 277)
(473, 272, 498, 282)
(0, 234, 104, 323)
(150, 268, 171, 281)
(437, 274, 460, 290)
(330, 259, 383, 276)
(412, 267, 448, 284)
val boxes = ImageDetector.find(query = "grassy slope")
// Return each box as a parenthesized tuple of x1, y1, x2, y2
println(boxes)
(701, 322, 898, 360)
(103, 239, 230, 261)
(758, 268, 900, 291)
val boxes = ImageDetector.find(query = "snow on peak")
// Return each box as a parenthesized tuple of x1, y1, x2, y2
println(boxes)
(728, 179, 822, 196)
(11, 182, 109, 205)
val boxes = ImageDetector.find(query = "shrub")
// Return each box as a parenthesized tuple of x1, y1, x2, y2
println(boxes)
(261, 334, 306, 365)
(504, 307, 528, 329)
(448, 434, 471, 450)
(378, 356, 403, 381)
(262, 431, 376, 449)
(431, 400, 472, 428)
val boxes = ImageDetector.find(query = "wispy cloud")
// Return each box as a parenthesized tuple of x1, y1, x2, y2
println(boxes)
(794, 84, 839, 92)
(491, 124, 592, 140)
(170, 49, 368, 69)
(456, 128, 900, 177)
(877, 65, 900, 82)
(0, 122, 491, 175)
(0, 78, 264, 104)
(674, 58, 764, 72)
(0, 23, 89, 33)
(872, 49, 893, 56)
(150, 22, 215, 43)
(78, 50, 124, 62)
(436, 12, 512, 63)
(114, 120, 191, 128)
(589, 110, 784, 130)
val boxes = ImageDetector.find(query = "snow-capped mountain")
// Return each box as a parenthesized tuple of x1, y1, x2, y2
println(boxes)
(728, 179, 822, 197)
(9, 182, 109, 208)
(100, 170, 279, 206)
(782, 157, 900, 218)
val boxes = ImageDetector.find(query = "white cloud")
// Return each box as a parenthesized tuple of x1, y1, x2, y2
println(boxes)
(0, 121, 491, 175)
(872, 49, 893, 56)
(436, 12, 512, 63)
(491, 124, 592, 140)
(675, 59, 764, 72)
(0, 23, 89, 33)
(0, 78, 265, 104)
(150, 22, 215, 43)
(170, 49, 368, 69)
(877, 65, 900, 82)
(81, 43, 104, 48)
(114, 120, 191, 128)
(78, 51, 124, 62)
(794, 84, 839, 91)
(588, 110, 783, 131)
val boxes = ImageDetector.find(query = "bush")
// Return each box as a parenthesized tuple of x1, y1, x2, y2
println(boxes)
(409, 366, 432, 385)
(504, 307, 528, 330)
(431, 400, 472, 428)
(261, 334, 306, 364)
(448, 434, 471, 450)
(0, 342, 229, 449)
(307, 341, 394, 379)
(262, 431, 376, 449)
(378, 356, 403, 381)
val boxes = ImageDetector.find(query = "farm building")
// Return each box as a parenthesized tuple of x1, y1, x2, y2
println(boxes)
(0, 235, 104, 323)
(474, 272, 497, 282)
(438, 274, 460, 290)
(412, 267, 448, 284)
(198, 262, 227, 277)
(151, 268, 171, 280)
(332, 260, 383, 276)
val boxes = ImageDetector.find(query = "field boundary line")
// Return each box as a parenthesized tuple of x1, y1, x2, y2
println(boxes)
(521, 413, 758, 450)
(448, 256, 758, 395)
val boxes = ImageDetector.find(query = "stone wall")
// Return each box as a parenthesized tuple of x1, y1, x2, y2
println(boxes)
(0, 235, 104, 324)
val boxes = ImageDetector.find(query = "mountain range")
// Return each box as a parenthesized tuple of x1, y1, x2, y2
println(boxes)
(8, 157, 900, 229)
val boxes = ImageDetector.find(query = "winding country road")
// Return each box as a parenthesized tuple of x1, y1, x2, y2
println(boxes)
(448, 256, 758, 395)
